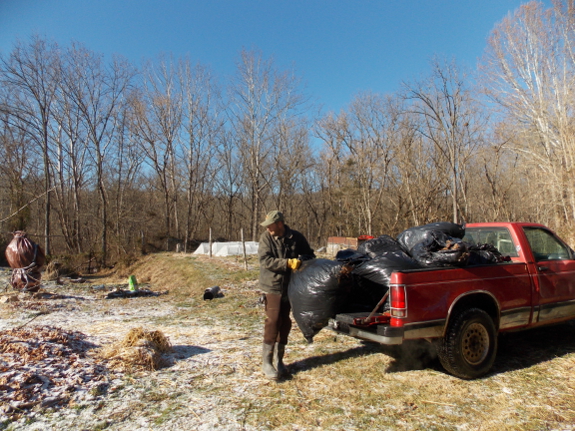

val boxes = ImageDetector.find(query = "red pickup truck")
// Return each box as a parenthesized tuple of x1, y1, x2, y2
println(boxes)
(328, 222, 575, 379)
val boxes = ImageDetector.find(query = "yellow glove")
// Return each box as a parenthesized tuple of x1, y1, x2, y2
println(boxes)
(287, 258, 301, 270)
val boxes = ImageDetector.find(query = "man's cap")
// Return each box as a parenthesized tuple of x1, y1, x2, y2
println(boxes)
(260, 210, 285, 227)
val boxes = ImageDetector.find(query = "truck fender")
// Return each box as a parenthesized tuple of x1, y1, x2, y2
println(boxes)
(444, 290, 501, 337)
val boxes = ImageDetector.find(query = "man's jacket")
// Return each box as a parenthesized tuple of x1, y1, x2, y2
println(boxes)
(258, 225, 315, 295)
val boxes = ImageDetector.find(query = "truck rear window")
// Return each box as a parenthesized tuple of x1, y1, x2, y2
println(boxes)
(463, 227, 518, 257)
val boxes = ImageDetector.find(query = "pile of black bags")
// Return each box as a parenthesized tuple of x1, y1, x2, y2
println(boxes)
(397, 222, 468, 268)
(288, 222, 508, 342)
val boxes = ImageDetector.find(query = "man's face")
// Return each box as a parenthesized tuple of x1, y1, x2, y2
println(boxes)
(266, 220, 285, 237)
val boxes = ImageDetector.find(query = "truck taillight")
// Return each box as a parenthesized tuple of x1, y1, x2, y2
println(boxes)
(390, 284, 407, 319)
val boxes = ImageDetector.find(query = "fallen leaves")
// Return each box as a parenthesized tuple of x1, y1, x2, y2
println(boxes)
(0, 325, 114, 416)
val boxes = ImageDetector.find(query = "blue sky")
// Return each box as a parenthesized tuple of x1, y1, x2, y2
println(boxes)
(0, 0, 535, 113)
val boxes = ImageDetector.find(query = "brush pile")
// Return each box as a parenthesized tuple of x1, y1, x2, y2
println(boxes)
(99, 327, 173, 371)
(0, 325, 112, 416)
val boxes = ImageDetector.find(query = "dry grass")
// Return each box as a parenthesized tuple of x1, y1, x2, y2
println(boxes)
(243, 327, 575, 430)
(99, 327, 173, 371)
(42, 261, 60, 281)
(91, 252, 575, 430)
(100, 252, 259, 299)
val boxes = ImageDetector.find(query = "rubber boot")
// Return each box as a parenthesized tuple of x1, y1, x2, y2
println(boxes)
(275, 343, 288, 377)
(262, 343, 278, 379)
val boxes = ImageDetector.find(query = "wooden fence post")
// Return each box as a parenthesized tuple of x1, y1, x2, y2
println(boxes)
(209, 228, 212, 258)
(241, 228, 248, 270)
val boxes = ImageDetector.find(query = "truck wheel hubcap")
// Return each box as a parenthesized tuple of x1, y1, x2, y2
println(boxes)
(462, 323, 489, 365)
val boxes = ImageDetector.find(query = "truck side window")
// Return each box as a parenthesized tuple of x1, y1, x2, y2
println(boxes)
(464, 227, 518, 257)
(523, 227, 570, 261)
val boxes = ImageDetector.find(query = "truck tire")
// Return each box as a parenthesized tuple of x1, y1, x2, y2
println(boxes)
(438, 308, 497, 379)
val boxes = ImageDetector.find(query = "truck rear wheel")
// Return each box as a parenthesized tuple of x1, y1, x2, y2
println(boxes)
(438, 308, 497, 379)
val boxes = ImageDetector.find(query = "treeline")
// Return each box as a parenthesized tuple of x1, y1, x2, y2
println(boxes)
(0, 1, 574, 266)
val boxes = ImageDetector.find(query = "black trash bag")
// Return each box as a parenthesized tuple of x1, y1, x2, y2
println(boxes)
(352, 250, 421, 288)
(397, 222, 465, 253)
(299, 254, 316, 262)
(357, 235, 404, 258)
(467, 243, 508, 265)
(335, 248, 368, 262)
(288, 259, 352, 343)
(344, 276, 388, 312)
(335, 249, 370, 270)
(344, 251, 421, 312)
(409, 230, 469, 267)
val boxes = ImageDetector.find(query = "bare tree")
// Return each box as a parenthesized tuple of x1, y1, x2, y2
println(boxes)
(315, 111, 354, 236)
(129, 56, 183, 250)
(61, 42, 135, 264)
(180, 60, 221, 247)
(388, 110, 446, 228)
(347, 93, 399, 234)
(480, 0, 575, 232)
(214, 129, 244, 240)
(269, 118, 313, 215)
(51, 62, 90, 253)
(0, 36, 61, 254)
(404, 58, 483, 223)
(108, 105, 146, 256)
(315, 93, 406, 236)
(228, 49, 306, 240)
(0, 109, 41, 231)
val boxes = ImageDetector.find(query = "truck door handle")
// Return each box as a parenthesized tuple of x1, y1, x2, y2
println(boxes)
(538, 266, 549, 272)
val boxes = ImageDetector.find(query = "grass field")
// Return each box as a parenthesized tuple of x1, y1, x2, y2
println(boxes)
(2, 253, 575, 430)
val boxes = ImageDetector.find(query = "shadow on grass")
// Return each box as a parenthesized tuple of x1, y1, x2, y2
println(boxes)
(18, 292, 89, 301)
(490, 320, 575, 376)
(286, 320, 575, 379)
(287, 339, 440, 377)
(288, 344, 378, 376)
(83, 274, 114, 281)
(171, 344, 211, 361)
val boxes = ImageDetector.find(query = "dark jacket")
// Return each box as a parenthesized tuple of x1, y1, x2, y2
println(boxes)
(258, 225, 315, 295)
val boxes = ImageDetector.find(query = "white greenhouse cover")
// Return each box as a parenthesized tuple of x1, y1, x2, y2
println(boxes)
(193, 241, 259, 257)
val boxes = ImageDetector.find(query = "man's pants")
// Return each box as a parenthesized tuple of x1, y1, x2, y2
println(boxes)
(263, 293, 292, 345)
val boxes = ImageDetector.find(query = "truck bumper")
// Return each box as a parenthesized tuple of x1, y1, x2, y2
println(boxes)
(328, 318, 404, 345)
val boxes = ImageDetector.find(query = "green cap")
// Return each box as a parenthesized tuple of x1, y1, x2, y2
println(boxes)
(260, 210, 285, 227)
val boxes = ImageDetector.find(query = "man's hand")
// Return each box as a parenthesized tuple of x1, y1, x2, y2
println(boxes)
(287, 258, 301, 270)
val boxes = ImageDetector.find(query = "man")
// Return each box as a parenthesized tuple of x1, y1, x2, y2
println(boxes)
(258, 210, 315, 380)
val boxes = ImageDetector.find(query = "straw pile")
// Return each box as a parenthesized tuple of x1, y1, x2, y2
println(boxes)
(42, 261, 60, 281)
(99, 327, 173, 371)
